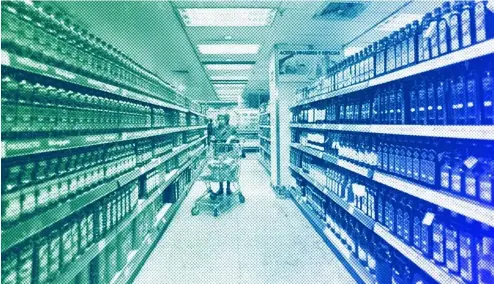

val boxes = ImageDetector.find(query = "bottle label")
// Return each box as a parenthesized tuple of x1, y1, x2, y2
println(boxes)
(465, 175, 477, 197)
(452, 173, 462, 192)
(462, 10, 472, 46)
(479, 179, 492, 203)
(441, 170, 450, 189)
(475, 4, 487, 42)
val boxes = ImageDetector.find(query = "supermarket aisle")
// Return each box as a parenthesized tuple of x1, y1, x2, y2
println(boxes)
(133, 154, 356, 284)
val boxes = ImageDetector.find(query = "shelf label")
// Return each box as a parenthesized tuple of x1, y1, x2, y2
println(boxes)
(98, 239, 106, 252)
(54, 68, 76, 79)
(2, 51, 11, 66)
(16, 57, 48, 71)
(47, 139, 71, 147)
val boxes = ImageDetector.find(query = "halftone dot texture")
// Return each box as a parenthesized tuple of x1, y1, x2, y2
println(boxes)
(134, 155, 357, 284)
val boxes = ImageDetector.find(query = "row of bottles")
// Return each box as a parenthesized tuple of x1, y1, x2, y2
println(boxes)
(293, 58, 494, 125)
(1, 1, 192, 108)
(1, 133, 201, 226)
(295, 0, 494, 103)
(1, 74, 197, 136)
(292, 161, 494, 284)
(1, 181, 139, 284)
(300, 184, 437, 284)
(292, 130, 494, 205)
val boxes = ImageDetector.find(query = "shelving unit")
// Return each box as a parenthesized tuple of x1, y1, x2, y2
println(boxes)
(258, 103, 271, 175)
(1, 3, 208, 284)
(291, 39, 494, 109)
(288, 185, 375, 284)
(288, 20, 494, 283)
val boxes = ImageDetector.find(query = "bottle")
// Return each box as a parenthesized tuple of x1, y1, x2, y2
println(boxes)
(389, 87, 397, 125)
(34, 236, 50, 284)
(392, 253, 412, 284)
(439, 4, 452, 55)
(403, 198, 413, 245)
(430, 8, 441, 58)
(427, 78, 437, 124)
(433, 207, 446, 264)
(396, 194, 405, 239)
(448, 2, 464, 51)
(477, 223, 494, 284)
(376, 244, 393, 284)
(464, 143, 481, 200)
(436, 75, 450, 124)
(413, 203, 424, 251)
(446, 212, 461, 274)
(466, 68, 481, 125)
(386, 33, 396, 73)
(419, 13, 433, 61)
(367, 44, 375, 79)
(418, 79, 428, 124)
(474, 0, 494, 42)
(1, 250, 17, 284)
(378, 38, 388, 76)
(395, 28, 404, 69)
(420, 205, 436, 258)
(479, 143, 494, 204)
(377, 187, 386, 225)
(385, 192, 397, 232)
(460, 0, 475, 48)
(412, 143, 422, 182)
(405, 141, 414, 179)
(357, 225, 369, 266)
(482, 63, 494, 124)
(18, 241, 34, 284)
(459, 217, 479, 283)
(400, 27, 409, 68)
(409, 80, 419, 124)
(409, 21, 420, 65)
(450, 143, 466, 195)
(440, 141, 453, 190)
(454, 71, 468, 124)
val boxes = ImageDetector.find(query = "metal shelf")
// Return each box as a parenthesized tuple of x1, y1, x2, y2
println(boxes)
(288, 187, 375, 284)
(290, 143, 494, 228)
(1, 139, 205, 252)
(111, 160, 206, 284)
(45, 152, 206, 284)
(0, 50, 197, 114)
(291, 123, 494, 141)
(290, 164, 462, 284)
(291, 39, 494, 108)
(2, 125, 206, 158)
(259, 135, 271, 142)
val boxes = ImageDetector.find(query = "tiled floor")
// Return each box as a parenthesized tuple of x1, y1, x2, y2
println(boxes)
(133, 154, 356, 284)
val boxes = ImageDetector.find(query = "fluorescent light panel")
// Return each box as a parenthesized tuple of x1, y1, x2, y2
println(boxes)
(198, 44, 260, 55)
(178, 8, 277, 27)
(375, 13, 424, 31)
(206, 64, 253, 71)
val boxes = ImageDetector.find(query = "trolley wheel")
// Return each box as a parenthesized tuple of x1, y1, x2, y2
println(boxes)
(191, 207, 199, 216)
(239, 194, 245, 203)
(213, 209, 219, 217)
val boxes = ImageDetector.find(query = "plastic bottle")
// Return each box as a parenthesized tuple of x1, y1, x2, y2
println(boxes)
(418, 79, 428, 125)
(466, 68, 481, 124)
(430, 8, 442, 58)
(419, 13, 433, 61)
(409, 21, 420, 65)
(409, 80, 419, 124)
(478, 143, 494, 204)
(454, 70, 468, 124)
(464, 143, 481, 199)
(459, 217, 479, 283)
(395, 28, 405, 69)
(427, 79, 437, 124)
(445, 212, 461, 274)
(386, 32, 397, 72)
(432, 207, 446, 264)
(477, 223, 494, 284)
(1, 250, 17, 284)
(474, 0, 494, 42)
(482, 63, 494, 124)
(451, 142, 466, 195)
(460, 0, 475, 48)
(436, 74, 449, 124)
(18, 241, 34, 284)
(376, 39, 387, 76)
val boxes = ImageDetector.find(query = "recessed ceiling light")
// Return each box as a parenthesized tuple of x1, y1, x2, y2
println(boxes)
(210, 75, 249, 81)
(375, 13, 424, 31)
(178, 8, 277, 27)
(198, 44, 260, 55)
(205, 64, 254, 71)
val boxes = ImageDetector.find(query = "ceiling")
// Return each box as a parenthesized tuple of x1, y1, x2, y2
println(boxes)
(51, 1, 442, 103)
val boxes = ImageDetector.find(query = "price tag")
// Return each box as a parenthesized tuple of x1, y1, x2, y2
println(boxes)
(422, 212, 435, 226)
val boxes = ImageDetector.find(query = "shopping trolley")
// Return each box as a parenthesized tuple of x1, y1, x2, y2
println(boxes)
(192, 141, 245, 217)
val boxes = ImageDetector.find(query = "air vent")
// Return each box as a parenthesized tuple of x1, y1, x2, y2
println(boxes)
(314, 2, 366, 20)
